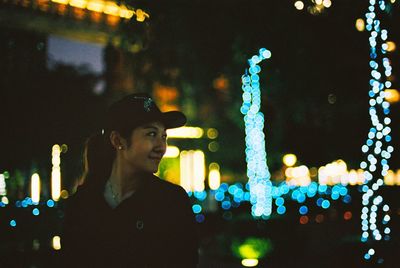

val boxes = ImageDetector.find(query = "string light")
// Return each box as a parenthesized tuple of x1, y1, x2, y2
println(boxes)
(198, 166, 362, 217)
(51, 144, 62, 201)
(163, 146, 180, 158)
(31, 173, 41, 204)
(49, 0, 148, 21)
(360, 0, 394, 261)
(167, 127, 204, 139)
(293, 0, 333, 14)
(208, 163, 221, 190)
(241, 48, 272, 218)
(283, 154, 297, 167)
(52, 236, 62, 250)
(180, 150, 205, 192)
(0, 174, 6, 196)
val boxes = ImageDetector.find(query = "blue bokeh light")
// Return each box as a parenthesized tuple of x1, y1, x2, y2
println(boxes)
(192, 204, 202, 214)
(275, 197, 284, 207)
(195, 214, 205, 223)
(10, 220, 16, 227)
(32, 208, 40, 216)
(299, 205, 308, 215)
(321, 200, 331, 209)
(47, 199, 55, 208)
(277, 206, 286, 215)
(222, 201, 232, 210)
(242, 48, 273, 218)
(360, 0, 394, 260)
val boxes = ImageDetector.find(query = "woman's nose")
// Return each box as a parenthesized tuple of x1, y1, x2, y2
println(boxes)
(154, 137, 167, 152)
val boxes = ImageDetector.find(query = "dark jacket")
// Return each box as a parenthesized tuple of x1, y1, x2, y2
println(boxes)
(61, 174, 199, 268)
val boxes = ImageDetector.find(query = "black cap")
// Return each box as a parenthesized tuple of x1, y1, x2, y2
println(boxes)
(105, 93, 186, 132)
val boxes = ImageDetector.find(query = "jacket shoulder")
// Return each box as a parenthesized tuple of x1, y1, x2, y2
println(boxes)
(151, 176, 187, 195)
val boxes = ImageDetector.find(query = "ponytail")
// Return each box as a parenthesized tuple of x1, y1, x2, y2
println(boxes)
(80, 131, 115, 189)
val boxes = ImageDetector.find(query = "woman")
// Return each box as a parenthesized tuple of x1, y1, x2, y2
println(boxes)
(61, 93, 199, 267)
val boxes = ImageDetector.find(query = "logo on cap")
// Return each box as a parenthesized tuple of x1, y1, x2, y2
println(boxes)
(133, 96, 153, 112)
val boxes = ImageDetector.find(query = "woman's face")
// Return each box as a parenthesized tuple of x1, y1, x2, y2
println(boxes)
(121, 121, 167, 174)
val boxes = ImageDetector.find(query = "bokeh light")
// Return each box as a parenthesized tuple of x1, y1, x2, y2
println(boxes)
(294, 1, 304, 10)
(283, 154, 297, 167)
(360, 0, 394, 259)
(241, 48, 273, 218)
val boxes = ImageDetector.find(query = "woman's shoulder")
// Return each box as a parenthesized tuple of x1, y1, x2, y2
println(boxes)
(150, 175, 187, 196)
(147, 176, 191, 205)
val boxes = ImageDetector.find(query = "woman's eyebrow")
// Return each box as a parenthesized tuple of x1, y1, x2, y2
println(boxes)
(142, 125, 166, 132)
(142, 126, 158, 130)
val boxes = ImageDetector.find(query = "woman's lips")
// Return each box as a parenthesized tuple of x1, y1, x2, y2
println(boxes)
(149, 155, 162, 161)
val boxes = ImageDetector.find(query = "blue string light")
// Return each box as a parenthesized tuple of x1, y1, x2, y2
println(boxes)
(241, 48, 272, 218)
(196, 180, 353, 219)
(360, 0, 394, 260)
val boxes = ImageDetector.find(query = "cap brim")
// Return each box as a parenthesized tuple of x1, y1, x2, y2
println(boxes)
(105, 109, 187, 132)
(160, 111, 187, 129)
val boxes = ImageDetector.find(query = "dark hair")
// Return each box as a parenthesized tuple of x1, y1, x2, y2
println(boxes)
(80, 129, 133, 189)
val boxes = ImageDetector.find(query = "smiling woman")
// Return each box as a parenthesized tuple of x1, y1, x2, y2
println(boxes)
(111, 122, 168, 183)
(61, 93, 199, 267)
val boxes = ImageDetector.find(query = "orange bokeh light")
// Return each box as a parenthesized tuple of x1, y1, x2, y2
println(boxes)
(343, 211, 352, 220)
(300, 216, 309, 224)
(315, 214, 324, 223)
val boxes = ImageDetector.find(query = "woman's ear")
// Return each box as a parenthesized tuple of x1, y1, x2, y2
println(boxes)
(109, 131, 126, 150)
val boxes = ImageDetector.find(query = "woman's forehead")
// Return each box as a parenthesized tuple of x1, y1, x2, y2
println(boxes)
(137, 121, 166, 131)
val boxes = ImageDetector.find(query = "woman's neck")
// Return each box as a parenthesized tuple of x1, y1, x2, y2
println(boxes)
(107, 160, 147, 199)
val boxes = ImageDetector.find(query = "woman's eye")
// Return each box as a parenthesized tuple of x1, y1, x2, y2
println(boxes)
(147, 132, 156, 137)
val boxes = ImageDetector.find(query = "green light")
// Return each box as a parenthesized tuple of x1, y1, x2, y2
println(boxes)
(3, 171, 10, 179)
(231, 237, 272, 260)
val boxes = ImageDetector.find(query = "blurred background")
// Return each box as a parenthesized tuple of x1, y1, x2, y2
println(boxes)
(0, 0, 399, 267)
